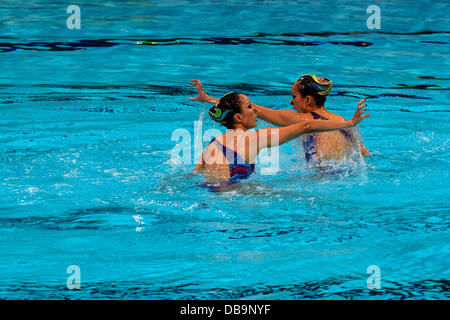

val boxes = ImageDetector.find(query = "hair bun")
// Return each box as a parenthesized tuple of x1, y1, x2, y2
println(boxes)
(315, 80, 332, 96)
(207, 92, 241, 129)
(209, 105, 231, 123)
(300, 74, 332, 96)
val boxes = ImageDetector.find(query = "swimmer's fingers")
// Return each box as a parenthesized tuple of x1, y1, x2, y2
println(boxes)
(357, 109, 369, 119)
(351, 105, 370, 125)
(190, 79, 202, 85)
(359, 112, 370, 122)
(357, 104, 367, 112)
(359, 108, 370, 117)
(359, 114, 370, 122)
(355, 98, 368, 117)
(189, 79, 209, 102)
(358, 98, 367, 108)
(190, 79, 204, 90)
(189, 79, 205, 92)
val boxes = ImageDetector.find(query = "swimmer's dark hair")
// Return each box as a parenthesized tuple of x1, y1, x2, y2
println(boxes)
(208, 92, 241, 129)
(296, 74, 332, 107)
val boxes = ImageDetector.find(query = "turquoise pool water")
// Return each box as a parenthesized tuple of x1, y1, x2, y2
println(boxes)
(0, 0, 449, 299)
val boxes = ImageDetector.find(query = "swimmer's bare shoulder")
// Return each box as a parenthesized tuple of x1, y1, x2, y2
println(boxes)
(327, 111, 345, 121)
(193, 133, 227, 172)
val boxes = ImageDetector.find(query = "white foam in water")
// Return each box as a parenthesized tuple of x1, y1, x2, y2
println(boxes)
(292, 126, 368, 176)
(194, 103, 206, 162)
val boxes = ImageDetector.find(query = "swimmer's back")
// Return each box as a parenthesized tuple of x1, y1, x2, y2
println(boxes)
(302, 110, 353, 161)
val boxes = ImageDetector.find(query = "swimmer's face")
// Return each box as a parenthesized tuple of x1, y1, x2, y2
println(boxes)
(290, 83, 308, 113)
(237, 95, 257, 129)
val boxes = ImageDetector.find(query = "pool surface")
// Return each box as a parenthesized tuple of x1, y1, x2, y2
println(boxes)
(0, 0, 449, 299)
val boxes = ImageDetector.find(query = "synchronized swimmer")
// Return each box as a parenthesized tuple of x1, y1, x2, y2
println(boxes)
(188, 76, 370, 189)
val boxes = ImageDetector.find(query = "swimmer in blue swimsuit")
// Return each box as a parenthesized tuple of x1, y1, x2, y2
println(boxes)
(190, 75, 370, 164)
(192, 91, 369, 191)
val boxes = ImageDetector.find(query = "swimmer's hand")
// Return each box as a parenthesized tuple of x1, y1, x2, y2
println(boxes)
(189, 79, 219, 104)
(349, 99, 370, 126)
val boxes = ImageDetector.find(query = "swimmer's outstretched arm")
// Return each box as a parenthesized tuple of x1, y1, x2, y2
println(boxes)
(189, 79, 302, 126)
(256, 100, 369, 149)
(252, 103, 306, 126)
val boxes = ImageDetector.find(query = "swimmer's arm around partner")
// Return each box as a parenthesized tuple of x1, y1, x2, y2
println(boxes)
(189, 79, 305, 126)
(251, 103, 307, 126)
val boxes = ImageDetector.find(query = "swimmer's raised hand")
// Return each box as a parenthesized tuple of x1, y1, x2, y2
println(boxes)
(189, 79, 219, 104)
(350, 99, 370, 126)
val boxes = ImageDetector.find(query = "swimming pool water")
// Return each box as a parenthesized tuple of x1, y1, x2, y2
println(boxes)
(0, 0, 449, 299)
